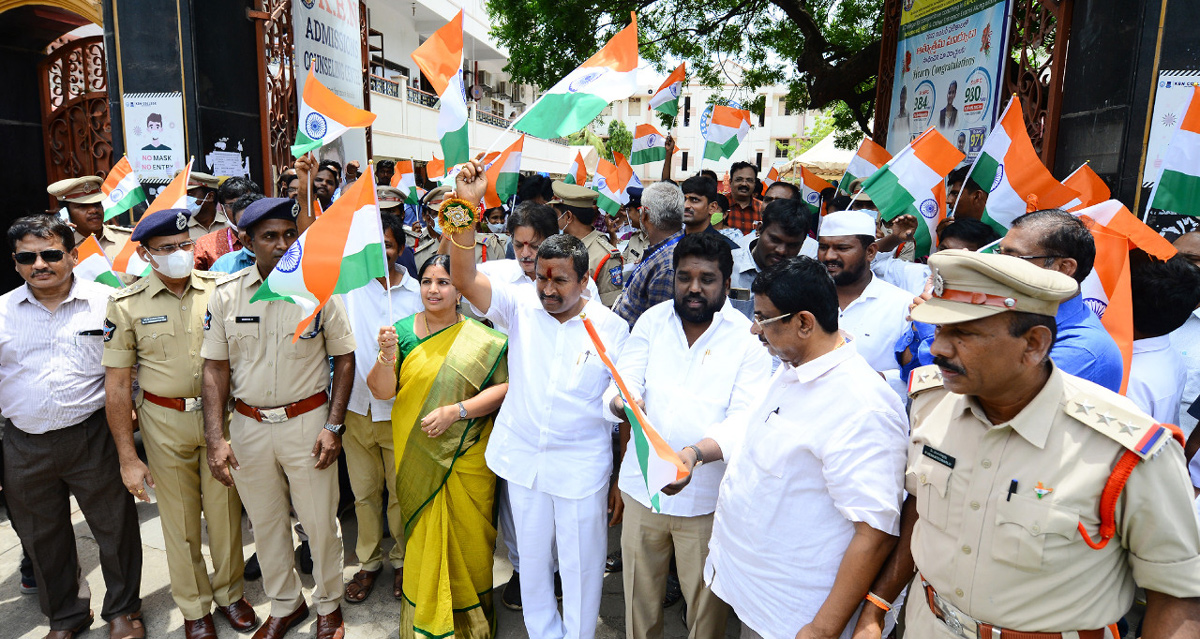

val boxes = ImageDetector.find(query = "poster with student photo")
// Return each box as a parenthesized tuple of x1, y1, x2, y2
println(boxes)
(123, 92, 186, 183)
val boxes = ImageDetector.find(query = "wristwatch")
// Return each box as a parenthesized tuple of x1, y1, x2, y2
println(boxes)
(686, 444, 705, 465)
(324, 423, 345, 437)
(457, 402, 468, 420)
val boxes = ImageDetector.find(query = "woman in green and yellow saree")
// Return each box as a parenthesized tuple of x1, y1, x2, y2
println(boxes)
(367, 255, 509, 639)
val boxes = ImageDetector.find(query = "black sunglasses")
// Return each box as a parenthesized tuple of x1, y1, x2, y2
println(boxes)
(14, 250, 66, 265)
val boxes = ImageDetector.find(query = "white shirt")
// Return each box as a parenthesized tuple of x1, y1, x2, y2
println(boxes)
(603, 300, 771, 516)
(837, 274, 913, 396)
(483, 275, 630, 499)
(870, 250, 930, 296)
(0, 277, 111, 434)
(342, 272, 423, 420)
(471, 259, 599, 333)
(1169, 309, 1200, 436)
(1127, 335, 1186, 426)
(704, 341, 909, 639)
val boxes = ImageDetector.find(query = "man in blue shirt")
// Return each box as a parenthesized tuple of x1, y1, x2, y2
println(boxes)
(210, 246, 255, 274)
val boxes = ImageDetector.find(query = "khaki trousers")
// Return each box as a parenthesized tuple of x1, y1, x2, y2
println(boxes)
(138, 401, 244, 620)
(343, 407, 404, 572)
(621, 493, 729, 639)
(229, 407, 343, 616)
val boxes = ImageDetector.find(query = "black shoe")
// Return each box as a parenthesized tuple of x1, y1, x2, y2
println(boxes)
(502, 571, 522, 611)
(554, 571, 563, 601)
(244, 553, 262, 581)
(606, 551, 622, 573)
(297, 541, 313, 574)
(662, 573, 683, 608)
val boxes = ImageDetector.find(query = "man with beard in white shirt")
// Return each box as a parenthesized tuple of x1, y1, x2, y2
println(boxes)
(605, 232, 771, 639)
(668, 256, 908, 639)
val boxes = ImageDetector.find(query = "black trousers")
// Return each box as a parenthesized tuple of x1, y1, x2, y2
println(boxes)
(3, 410, 142, 629)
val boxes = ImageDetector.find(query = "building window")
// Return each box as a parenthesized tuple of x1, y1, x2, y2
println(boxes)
(779, 98, 792, 116)
(684, 96, 691, 127)
(755, 152, 763, 169)
(775, 139, 790, 158)
(757, 103, 765, 127)
(628, 97, 642, 111)
(681, 151, 689, 171)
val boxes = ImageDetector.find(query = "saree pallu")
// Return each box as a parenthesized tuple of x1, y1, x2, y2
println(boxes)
(392, 318, 508, 639)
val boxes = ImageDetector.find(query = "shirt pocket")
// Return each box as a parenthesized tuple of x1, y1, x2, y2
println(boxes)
(228, 322, 260, 360)
(286, 331, 324, 360)
(747, 413, 792, 479)
(133, 320, 177, 362)
(991, 493, 1079, 572)
(566, 351, 608, 396)
(908, 457, 953, 531)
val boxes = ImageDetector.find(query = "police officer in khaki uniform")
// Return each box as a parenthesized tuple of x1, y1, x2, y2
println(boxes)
(103, 208, 256, 639)
(47, 176, 133, 260)
(182, 171, 231, 240)
(201, 198, 357, 639)
(414, 185, 506, 270)
(855, 250, 1200, 639)
(552, 181, 624, 306)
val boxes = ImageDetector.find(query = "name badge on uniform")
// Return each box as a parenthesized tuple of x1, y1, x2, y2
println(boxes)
(235, 316, 261, 323)
(922, 445, 956, 469)
(730, 288, 751, 302)
(140, 315, 168, 325)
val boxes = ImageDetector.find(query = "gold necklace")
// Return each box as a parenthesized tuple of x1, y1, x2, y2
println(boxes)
(421, 311, 461, 336)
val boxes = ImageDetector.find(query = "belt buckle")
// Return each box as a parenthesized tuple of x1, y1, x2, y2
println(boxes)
(184, 397, 203, 412)
(259, 407, 288, 423)
(932, 590, 969, 639)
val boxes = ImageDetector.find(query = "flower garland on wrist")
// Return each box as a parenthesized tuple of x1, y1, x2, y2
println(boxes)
(438, 197, 481, 250)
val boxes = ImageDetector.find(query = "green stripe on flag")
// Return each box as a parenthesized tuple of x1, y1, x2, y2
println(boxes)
(912, 209, 934, 259)
(597, 192, 621, 216)
(103, 187, 147, 222)
(703, 136, 741, 161)
(861, 168, 917, 222)
(291, 130, 320, 158)
(249, 275, 296, 304)
(1150, 169, 1200, 216)
(969, 153, 1012, 235)
(514, 93, 611, 139)
(442, 124, 470, 168)
(624, 405, 662, 513)
(654, 99, 678, 118)
(333, 243, 387, 293)
(95, 271, 123, 288)
(630, 147, 667, 165)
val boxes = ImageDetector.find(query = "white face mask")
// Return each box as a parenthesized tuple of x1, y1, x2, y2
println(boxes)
(149, 249, 194, 278)
(186, 194, 207, 215)
(487, 222, 507, 234)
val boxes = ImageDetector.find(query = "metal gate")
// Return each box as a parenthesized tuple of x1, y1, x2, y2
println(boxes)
(38, 34, 113, 187)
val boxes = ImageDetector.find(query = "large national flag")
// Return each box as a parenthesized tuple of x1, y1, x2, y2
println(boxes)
(594, 152, 634, 216)
(112, 159, 194, 276)
(565, 151, 588, 185)
(1148, 85, 1200, 216)
(1080, 226, 1134, 394)
(250, 168, 387, 339)
(841, 137, 892, 192)
(861, 128, 964, 259)
(483, 136, 524, 209)
(101, 156, 147, 221)
(411, 11, 470, 167)
(630, 124, 667, 165)
(389, 160, 421, 204)
(581, 315, 686, 512)
(799, 166, 832, 218)
(703, 105, 752, 161)
(292, 68, 377, 158)
(513, 15, 640, 139)
(648, 62, 686, 117)
(964, 97, 1078, 232)
(75, 236, 123, 288)
(1062, 163, 1111, 211)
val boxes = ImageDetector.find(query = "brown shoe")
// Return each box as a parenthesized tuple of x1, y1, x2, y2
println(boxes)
(216, 598, 260, 632)
(45, 610, 93, 639)
(183, 615, 217, 639)
(108, 611, 145, 639)
(315, 607, 345, 639)
(251, 602, 309, 639)
(393, 568, 404, 600)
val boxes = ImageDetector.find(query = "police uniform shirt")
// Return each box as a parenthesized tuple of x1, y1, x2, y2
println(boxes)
(201, 266, 356, 407)
(75, 225, 133, 261)
(187, 208, 231, 241)
(906, 364, 1200, 635)
(622, 230, 649, 266)
(582, 229, 623, 306)
(103, 271, 222, 398)
(477, 232, 507, 264)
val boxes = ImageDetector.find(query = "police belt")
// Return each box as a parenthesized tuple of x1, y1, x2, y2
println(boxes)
(142, 390, 202, 412)
(921, 575, 1118, 639)
(235, 391, 328, 424)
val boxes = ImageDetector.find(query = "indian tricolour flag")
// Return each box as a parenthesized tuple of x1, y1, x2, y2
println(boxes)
(411, 10, 470, 167)
(861, 128, 964, 259)
(565, 151, 587, 185)
(594, 152, 633, 216)
(799, 166, 832, 218)
(101, 156, 147, 221)
(390, 160, 420, 204)
(581, 315, 686, 512)
(251, 167, 386, 339)
(648, 62, 685, 117)
(761, 165, 780, 194)
(841, 137, 892, 192)
(964, 97, 1078, 233)
(1149, 85, 1200, 216)
(630, 124, 667, 165)
(1061, 163, 1111, 211)
(292, 68, 377, 158)
(112, 158, 194, 277)
(483, 136, 524, 209)
(513, 14, 639, 139)
(703, 105, 751, 161)
(75, 236, 122, 288)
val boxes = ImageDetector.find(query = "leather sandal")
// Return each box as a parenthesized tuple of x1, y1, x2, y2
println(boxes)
(393, 568, 405, 600)
(108, 611, 145, 639)
(45, 610, 93, 639)
(344, 568, 381, 603)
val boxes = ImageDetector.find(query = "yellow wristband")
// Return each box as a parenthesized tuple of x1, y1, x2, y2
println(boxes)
(865, 592, 891, 612)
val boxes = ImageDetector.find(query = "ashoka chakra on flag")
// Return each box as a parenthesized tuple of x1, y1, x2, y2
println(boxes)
(305, 113, 328, 140)
(278, 242, 302, 273)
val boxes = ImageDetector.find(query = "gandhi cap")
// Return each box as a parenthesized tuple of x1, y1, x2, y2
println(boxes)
(819, 210, 876, 237)
(551, 181, 600, 208)
(47, 176, 105, 204)
(239, 197, 299, 232)
(910, 249, 1079, 325)
(131, 208, 191, 242)
(376, 186, 404, 210)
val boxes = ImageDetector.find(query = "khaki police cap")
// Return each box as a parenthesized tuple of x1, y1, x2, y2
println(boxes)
(422, 185, 452, 208)
(376, 185, 404, 210)
(179, 170, 219, 190)
(552, 181, 599, 208)
(910, 249, 1079, 325)
(47, 176, 105, 204)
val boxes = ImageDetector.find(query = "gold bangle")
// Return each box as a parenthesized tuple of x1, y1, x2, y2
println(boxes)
(448, 234, 477, 250)
(865, 592, 891, 612)
(377, 351, 396, 365)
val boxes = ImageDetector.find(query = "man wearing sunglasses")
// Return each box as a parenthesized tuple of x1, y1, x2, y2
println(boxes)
(102, 208, 254, 639)
(0, 215, 144, 639)
(47, 175, 133, 260)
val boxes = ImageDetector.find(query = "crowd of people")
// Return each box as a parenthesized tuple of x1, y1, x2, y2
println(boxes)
(2, 147, 1199, 639)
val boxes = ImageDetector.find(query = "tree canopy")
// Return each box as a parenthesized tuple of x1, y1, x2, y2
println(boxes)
(487, 0, 884, 147)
